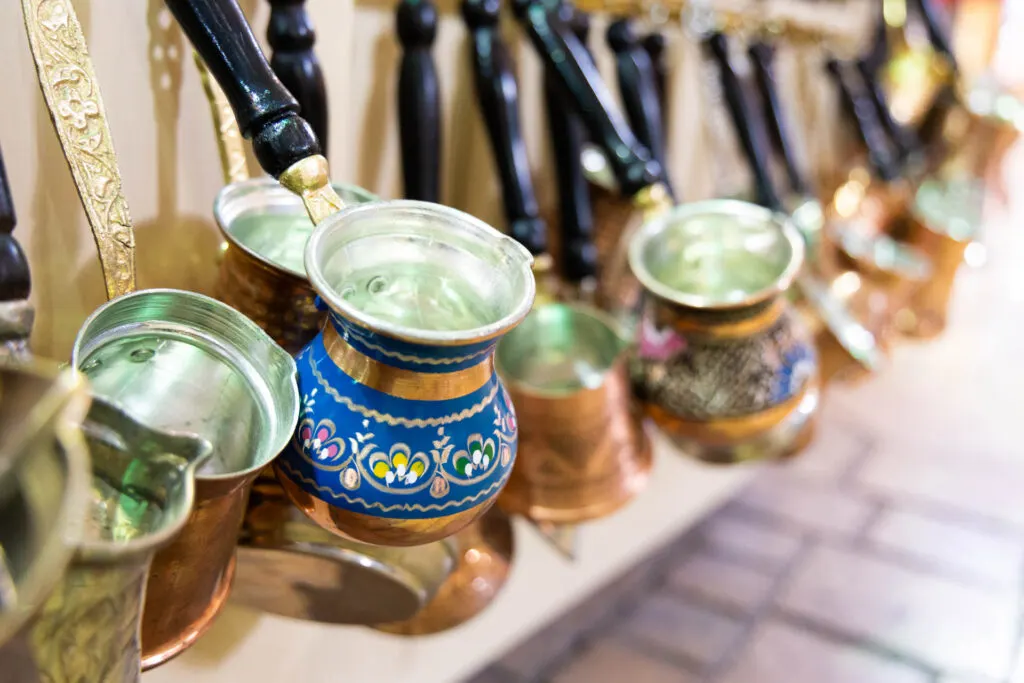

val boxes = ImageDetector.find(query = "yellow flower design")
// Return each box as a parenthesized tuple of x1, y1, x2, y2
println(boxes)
(369, 445, 429, 486)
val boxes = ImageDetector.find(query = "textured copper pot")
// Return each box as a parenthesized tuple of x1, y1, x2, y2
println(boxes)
(629, 201, 820, 464)
(374, 508, 513, 635)
(897, 178, 979, 338)
(494, 303, 651, 523)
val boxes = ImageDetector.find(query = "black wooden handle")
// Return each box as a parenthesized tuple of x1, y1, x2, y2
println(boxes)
(512, 0, 662, 197)
(267, 0, 329, 157)
(463, 0, 546, 256)
(546, 2, 596, 283)
(165, 0, 320, 177)
(641, 31, 668, 119)
(748, 42, 809, 197)
(855, 58, 919, 164)
(825, 58, 900, 182)
(0, 143, 29, 302)
(607, 18, 674, 200)
(914, 0, 958, 71)
(861, 6, 889, 77)
(705, 33, 781, 211)
(397, 0, 442, 202)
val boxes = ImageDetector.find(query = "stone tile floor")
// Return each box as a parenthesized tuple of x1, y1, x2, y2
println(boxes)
(461, 154, 1024, 683)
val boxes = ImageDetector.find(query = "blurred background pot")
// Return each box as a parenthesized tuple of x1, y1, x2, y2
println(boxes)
(495, 303, 651, 523)
(629, 200, 820, 464)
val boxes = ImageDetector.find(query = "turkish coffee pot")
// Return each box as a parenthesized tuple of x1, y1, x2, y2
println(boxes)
(165, 0, 536, 547)
(20, 0, 305, 673)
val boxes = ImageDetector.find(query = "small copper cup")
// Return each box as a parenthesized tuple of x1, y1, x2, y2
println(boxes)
(812, 226, 932, 383)
(213, 178, 378, 354)
(898, 177, 981, 338)
(495, 303, 651, 524)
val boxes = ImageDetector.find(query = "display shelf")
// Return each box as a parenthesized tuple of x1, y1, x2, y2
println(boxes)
(144, 431, 756, 683)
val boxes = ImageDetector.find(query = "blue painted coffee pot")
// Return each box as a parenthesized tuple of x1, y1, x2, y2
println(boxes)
(274, 200, 535, 546)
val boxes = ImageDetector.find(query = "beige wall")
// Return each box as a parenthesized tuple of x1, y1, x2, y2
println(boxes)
(0, 0, 867, 360)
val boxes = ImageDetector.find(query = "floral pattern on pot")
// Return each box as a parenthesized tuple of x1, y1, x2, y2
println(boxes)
(277, 331, 519, 520)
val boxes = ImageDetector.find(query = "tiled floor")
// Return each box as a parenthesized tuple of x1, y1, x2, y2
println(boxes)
(461, 152, 1024, 682)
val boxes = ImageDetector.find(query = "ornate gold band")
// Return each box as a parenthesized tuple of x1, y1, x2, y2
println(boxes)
(669, 299, 785, 339)
(322, 323, 493, 401)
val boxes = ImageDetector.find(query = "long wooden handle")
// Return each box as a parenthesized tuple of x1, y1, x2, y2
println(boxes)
(748, 42, 809, 197)
(165, 0, 344, 224)
(268, 0, 330, 157)
(825, 58, 900, 182)
(914, 0, 958, 71)
(546, 3, 595, 284)
(398, 0, 442, 202)
(464, 0, 547, 256)
(855, 58, 919, 165)
(607, 17, 674, 200)
(641, 31, 668, 119)
(512, 0, 663, 198)
(22, 0, 136, 299)
(705, 32, 781, 211)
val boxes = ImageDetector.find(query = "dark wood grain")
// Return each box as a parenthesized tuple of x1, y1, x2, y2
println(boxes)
(748, 42, 809, 197)
(0, 143, 29, 302)
(546, 2, 596, 283)
(641, 31, 668, 118)
(825, 58, 900, 182)
(704, 33, 781, 210)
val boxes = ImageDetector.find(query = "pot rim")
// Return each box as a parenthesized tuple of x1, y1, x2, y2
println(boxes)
(70, 288, 299, 482)
(495, 302, 628, 399)
(628, 199, 805, 311)
(305, 200, 536, 347)
(213, 176, 378, 280)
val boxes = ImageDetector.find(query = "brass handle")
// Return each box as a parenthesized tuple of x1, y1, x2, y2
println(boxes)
(22, 0, 136, 299)
(194, 54, 251, 185)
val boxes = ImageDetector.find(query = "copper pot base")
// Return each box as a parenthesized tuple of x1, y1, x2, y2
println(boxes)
(497, 428, 653, 525)
(141, 554, 236, 671)
(647, 382, 821, 465)
(276, 464, 492, 547)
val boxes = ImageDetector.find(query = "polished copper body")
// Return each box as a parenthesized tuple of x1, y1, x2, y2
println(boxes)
(216, 245, 321, 355)
(375, 508, 514, 635)
(140, 472, 254, 670)
(498, 357, 652, 524)
(899, 209, 970, 338)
